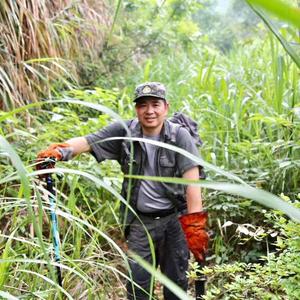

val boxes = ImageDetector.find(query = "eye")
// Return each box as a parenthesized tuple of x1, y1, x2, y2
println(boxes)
(137, 103, 147, 108)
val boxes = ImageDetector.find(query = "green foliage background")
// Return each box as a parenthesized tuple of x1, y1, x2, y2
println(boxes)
(0, 0, 300, 299)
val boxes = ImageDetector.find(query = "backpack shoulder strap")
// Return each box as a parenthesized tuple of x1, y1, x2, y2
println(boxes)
(128, 118, 138, 130)
(124, 118, 139, 137)
(167, 119, 182, 144)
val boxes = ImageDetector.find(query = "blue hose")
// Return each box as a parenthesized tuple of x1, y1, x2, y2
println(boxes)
(46, 174, 63, 286)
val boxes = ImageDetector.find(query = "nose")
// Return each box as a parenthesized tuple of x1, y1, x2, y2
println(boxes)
(145, 104, 154, 114)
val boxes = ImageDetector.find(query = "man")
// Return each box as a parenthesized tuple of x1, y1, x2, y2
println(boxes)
(37, 82, 208, 300)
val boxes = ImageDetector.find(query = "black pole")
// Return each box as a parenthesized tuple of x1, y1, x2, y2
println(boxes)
(195, 260, 206, 299)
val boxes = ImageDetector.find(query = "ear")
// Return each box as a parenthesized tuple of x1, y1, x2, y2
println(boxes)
(165, 100, 170, 110)
(164, 101, 169, 117)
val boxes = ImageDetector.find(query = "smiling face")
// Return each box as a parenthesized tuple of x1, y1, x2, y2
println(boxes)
(135, 97, 169, 136)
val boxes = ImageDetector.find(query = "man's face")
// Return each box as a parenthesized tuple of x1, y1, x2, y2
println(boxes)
(135, 97, 169, 133)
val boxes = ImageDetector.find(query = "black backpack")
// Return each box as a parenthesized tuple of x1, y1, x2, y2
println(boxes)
(168, 112, 205, 179)
(168, 112, 203, 147)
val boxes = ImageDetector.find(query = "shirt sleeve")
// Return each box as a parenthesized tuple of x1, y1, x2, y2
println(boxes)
(175, 127, 202, 176)
(85, 121, 125, 163)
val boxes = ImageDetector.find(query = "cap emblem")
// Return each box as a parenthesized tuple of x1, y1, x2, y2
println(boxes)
(142, 86, 152, 94)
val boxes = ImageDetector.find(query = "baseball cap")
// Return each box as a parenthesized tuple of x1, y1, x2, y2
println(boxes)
(134, 82, 166, 102)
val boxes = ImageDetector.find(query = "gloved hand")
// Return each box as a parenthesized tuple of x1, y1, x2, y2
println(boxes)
(36, 143, 71, 173)
(179, 211, 209, 262)
(37, 143, 71, 161)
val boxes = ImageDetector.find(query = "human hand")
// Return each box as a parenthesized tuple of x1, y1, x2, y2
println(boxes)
(36, 143, 70, 173)
(37, 143, 71, 160)
(179, 211, 209, 262)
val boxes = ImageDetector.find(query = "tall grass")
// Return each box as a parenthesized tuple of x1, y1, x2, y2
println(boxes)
(0, 99, 132, 298)
(132, 33, 299, 192)
(1, 92, 300, 298)
(0, 0, 111, 111)
(0, 0, 300, 298)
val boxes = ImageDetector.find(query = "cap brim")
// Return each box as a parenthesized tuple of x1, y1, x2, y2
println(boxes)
(134, 94, 166, 102)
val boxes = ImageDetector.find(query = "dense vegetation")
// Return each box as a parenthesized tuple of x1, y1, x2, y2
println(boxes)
(0, 0, 299, 299)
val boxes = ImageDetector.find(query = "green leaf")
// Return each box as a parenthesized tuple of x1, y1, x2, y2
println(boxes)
(101, 136, 247, 184)
(18, 269, 74, 299)
(0, 258, 91, 287)
(108, 0, 123, 40)
(247, 3, 300, 68)
(247, 0, 300, 28)
(0, 291, 18, 300)
(0, 230, 16, 289)
(125, 175, 300, 223)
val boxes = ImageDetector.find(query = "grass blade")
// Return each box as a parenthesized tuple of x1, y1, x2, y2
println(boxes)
(0, 291, 18, 300)
(0, 230, 16, 289)
(108, 0, 122, 40)
(248, 3, 300, 68)
(126, 175, 300, 223)
(247, 0, 300, 28)
(100, 136, 247, 184)
(131, 253, 193, 300)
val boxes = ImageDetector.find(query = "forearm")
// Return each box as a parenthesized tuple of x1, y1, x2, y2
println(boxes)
(180, 169, 208, 263)
(65, 137, 91, 157)
(183, 166, 203, 213)
(38, 137, 92, 162)
(186, 186, 203, 213)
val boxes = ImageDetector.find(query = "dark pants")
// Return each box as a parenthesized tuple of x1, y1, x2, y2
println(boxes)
(126, 213, 189, 300)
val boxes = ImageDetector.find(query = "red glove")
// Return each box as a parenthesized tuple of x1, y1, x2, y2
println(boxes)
(179, 211, 209, 262)
(36, 143, 70, 172)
